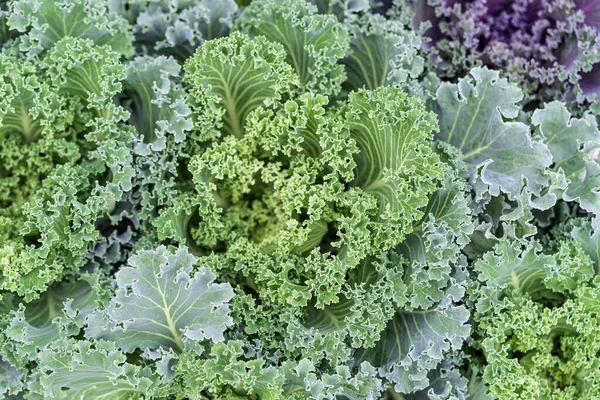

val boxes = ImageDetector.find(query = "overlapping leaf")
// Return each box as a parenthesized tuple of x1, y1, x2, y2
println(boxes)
(87, 246, 234, 352)
(7, 0, 133, 56)
(36, 339, 153, 400)
(346, 86, 444, 248)
(532, 101, 600, 213)
(434, 67, 552, 201)
(184, 32, 297, 139)
(235, 0, 349, 95)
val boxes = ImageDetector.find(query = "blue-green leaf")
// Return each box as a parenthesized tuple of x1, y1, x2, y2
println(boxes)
(532, 101, 600, 213)
(356, 305, 470, 394)
(7, 0, 133, 56)
(36, 339, 153, 400)
(87, 246, 234, 353)
(434, 67, 552, 201)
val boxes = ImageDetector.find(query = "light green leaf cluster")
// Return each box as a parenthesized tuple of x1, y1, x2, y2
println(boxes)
(178, 340, 285, 399)
(235, 0, 349, 96)
(145, 5, 472, 393)
(184, 31, 297, 140)
(0, 34, 136, 299)
(473, 236, 600, 399)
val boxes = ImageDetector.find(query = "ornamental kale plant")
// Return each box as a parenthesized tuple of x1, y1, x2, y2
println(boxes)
(0, 0, 599, 399)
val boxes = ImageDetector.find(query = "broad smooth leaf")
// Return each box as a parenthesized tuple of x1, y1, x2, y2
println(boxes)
(356, 305, 470, 393)
(38, 340, 153, 400)
(87, 246, 234, 352)
(434, 67, 552, 200)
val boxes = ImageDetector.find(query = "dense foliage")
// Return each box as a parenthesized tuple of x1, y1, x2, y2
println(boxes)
(0, 0, 599, 399)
